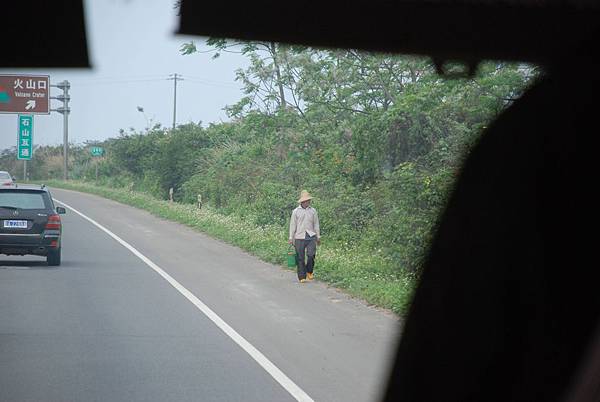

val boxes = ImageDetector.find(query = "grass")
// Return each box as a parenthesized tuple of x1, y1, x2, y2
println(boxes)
(44, 179, 416, 316)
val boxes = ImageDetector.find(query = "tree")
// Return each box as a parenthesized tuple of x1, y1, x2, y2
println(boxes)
(181, 38, 306, 116)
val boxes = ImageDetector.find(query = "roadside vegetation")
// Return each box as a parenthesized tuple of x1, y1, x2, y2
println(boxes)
(2, 46, 538, 315)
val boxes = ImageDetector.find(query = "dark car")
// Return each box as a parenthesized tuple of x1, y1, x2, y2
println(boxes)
(0, 184, 65, 266)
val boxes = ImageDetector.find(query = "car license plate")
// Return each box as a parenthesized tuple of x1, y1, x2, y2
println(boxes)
(3, 220, 28, 229)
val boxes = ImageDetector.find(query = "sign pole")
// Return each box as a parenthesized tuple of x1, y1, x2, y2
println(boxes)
(50, 80, 70, 181)
(63, 100, 68, 180)
(89, 146, 104, 181)
(62, 83, 70, 180)
(23, 160, 27, 181)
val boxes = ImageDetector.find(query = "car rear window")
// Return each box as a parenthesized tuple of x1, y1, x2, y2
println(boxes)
(0, 191, 47, 209)
(0, 173, 11, 180)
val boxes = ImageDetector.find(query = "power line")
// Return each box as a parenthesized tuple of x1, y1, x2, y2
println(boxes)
(69, 77, 169, 86)
(185, 78, 241, 89)
(185, 74, 240, 85)
(67, 74, 241, 89)
(72, 73, 165, 80)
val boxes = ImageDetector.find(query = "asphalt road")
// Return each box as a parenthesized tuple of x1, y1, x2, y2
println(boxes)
(0, 188, 400, 402)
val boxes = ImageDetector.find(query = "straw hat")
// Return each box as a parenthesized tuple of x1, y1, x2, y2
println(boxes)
(297, 190, 313, 203)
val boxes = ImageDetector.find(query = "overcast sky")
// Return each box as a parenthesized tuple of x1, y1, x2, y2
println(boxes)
(0, 0, 248, 151)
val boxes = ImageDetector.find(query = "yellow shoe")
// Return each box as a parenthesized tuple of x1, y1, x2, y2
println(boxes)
(307, 272, 314, 281)
(299, 279, 307, 283)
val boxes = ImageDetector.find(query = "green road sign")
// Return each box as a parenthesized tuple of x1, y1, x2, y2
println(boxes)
(90, 146, 104, 156)
(17, 115, 33, 160)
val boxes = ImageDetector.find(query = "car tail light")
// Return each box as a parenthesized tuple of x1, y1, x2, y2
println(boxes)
(2, 182, 12, 186)
(45, 214, 61, 230)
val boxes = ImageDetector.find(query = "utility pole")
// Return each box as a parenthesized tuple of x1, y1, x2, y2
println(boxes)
(167, 73, 183, 130)
(50, 80, 70, 180)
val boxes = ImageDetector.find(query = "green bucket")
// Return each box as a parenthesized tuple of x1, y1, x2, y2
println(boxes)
(287, 245, 297, 268)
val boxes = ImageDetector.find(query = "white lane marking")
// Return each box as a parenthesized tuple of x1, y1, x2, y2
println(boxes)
(54, 198, 314, 402)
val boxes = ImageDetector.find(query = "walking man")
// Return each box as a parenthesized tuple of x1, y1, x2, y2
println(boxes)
(289, 190, 321, 283)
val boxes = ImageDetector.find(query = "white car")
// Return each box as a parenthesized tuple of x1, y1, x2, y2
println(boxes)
(0, 171, 15, 187)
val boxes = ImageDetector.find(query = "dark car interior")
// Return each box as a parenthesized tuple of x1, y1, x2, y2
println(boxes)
(4, 1, 598, 400)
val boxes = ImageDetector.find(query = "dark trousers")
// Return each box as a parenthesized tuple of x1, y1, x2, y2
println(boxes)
(294, 234, 317, 280)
